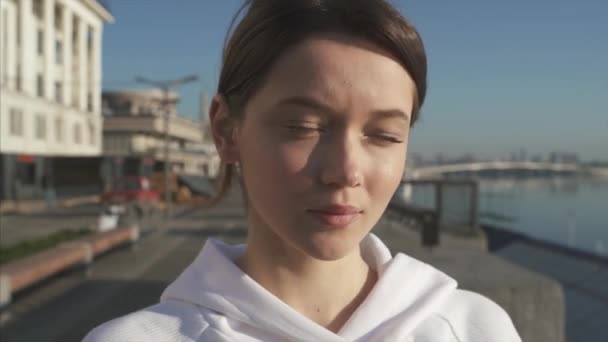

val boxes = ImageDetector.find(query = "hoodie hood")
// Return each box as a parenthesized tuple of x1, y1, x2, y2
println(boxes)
(160, 234, 458, 341)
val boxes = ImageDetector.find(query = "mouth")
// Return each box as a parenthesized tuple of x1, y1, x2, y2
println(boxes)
(307, 205, 363, 228)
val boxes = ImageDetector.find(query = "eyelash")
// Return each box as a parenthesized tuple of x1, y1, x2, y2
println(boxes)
(284, 125, 403, 144)
(286, 125, 320, 133)
(374, 135, 404, 144)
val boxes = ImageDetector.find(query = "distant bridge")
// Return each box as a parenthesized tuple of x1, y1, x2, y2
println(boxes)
(410, 161, 608, 178)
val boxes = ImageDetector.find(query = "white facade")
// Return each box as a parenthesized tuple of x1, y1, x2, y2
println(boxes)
(102, 89, 220, 177)
(0, 0, 113, 156)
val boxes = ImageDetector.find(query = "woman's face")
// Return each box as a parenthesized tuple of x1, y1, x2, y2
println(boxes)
(224, 34, 416, 261)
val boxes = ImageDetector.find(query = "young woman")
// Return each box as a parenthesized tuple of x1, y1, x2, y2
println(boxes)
(85, 0, 522, 341)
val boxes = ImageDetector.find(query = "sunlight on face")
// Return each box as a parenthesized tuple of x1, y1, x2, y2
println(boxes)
(237, 34, 417, 260)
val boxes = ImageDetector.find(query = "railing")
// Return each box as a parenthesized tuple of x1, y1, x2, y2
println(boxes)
(386, 201, 440, 247)
(411, 162, 585, 179)
(388, 179, 480, 246)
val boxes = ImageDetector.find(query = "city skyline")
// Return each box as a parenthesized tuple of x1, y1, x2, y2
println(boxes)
(408, 149, 596, 166)
(101, 0, 608, 160)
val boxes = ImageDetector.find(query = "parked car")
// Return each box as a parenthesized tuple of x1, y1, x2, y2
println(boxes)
(100, 177, 160, 221)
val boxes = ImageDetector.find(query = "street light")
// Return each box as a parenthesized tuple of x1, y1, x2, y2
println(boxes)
(135, 75, 199, 220)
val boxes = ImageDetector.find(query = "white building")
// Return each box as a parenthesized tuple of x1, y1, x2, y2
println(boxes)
(102, 89, 220, 180)
(0, 0, 113, 200)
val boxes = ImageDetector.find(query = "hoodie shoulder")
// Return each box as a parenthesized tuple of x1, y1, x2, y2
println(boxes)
(438, 289, 522, 342)
(83, 300, 209, 342)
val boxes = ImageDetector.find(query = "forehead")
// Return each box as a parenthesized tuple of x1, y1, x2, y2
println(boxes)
(246, 34, 416, 117)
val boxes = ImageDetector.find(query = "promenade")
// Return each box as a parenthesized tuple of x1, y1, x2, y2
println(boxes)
(1, 186, 604, 341)
(486, 228, 608, 342)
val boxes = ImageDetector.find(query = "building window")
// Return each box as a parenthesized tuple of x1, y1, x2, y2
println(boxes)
(55, 39, 63, 64)
(55, 81, 63, 103)
(1, 9, 7, 86)
(72, 17, 78, 49)
(33, 0, 43, 19)
(35, 114, 46, 140)
(16, 67, 21, 91)
(16, 161, 36, 186)
(131, 103, 139, 115)
(87, 93, 93, 112)
(55, 4, 62, 30)
(55, 117, 63, 142)
(16, 7, 21, 47)
(74, 123, 82, 144)
(37, 29, 44, 56)
(72, 83, 79, 108)
(9, 108, 23, 136)
(102, 100, 115, 116)
(122, 100, 132, 113)
(37, 74, 44, 97)
(89, 122, 96, 145)
(87, 26, 93, 52)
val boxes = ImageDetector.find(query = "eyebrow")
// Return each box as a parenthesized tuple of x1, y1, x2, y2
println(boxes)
(275, 96, 410, 123)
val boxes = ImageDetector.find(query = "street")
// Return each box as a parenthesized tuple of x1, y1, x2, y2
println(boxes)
(0, 189, 246, 342)
(0, 200, 165, 249)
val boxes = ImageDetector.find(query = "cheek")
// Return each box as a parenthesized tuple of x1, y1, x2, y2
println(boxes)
(240, 132, 314, 197)
(366, 148, 407, 199)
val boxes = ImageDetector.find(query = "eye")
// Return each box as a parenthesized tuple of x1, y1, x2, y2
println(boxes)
(283, 124, 324, 138)
(368, 133, 404, 144)
(285, 125, 320, 132)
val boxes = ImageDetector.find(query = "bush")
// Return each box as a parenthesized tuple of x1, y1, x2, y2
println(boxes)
(0, 228, 92, 265)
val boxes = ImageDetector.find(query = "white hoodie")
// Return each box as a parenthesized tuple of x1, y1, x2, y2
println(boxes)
(84, 234, 521, 341)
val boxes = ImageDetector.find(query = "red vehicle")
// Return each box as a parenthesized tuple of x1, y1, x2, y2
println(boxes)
(101, 176, 160, 205)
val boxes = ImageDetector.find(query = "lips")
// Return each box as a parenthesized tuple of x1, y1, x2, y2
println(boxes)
(307, 205, 362, 227)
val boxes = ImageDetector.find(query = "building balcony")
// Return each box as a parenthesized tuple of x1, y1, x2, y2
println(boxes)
(103, 114, 203, 144)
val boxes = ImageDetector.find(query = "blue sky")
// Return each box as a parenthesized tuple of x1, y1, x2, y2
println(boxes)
(101, 0, 608, 161)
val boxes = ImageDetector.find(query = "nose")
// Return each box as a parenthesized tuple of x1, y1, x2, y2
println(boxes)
(319, 131, 363, 188)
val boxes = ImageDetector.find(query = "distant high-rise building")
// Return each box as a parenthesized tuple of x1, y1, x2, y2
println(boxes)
(549, 152, 558, 163)
(435, 153, 445, 165)
(460, 153, 475, 163)
(518, 148, 527, 162)
(531, 155, 543, 163)
(408, 152, 423, 167)
(548, 151, 579, 164)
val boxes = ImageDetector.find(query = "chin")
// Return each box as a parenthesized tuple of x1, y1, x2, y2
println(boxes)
(295, 230, 364, 261)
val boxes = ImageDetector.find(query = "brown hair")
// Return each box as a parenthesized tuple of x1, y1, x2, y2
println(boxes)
(208, 0, 427, 207)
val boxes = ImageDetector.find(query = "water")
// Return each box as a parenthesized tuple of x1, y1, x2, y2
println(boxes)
(478, 177, 608, 257)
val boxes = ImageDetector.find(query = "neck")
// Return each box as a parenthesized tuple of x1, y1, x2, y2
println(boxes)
(236, 216, 377, 333)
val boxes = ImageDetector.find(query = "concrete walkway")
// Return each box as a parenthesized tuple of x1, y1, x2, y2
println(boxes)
(0, 203, 163, 248)
(493, 240, 608, 342)
(0, 204, 102, 248)
(0, 190, 246, 342)
(374, 216, 564, 342)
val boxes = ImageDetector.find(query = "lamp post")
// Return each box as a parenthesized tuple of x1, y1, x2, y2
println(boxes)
(134, 75, 198, 219)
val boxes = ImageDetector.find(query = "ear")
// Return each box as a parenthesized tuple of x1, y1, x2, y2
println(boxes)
(209, 94, 240, 164)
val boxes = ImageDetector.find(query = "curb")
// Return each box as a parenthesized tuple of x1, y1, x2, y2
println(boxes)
(0, 225, 139, 308)
(0, 195, 100, 215)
